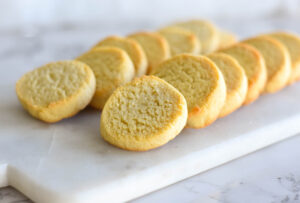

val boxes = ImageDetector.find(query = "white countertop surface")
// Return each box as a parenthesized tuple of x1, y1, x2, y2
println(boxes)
(1, 18, 300, 203)
(1, 133, 300, 203)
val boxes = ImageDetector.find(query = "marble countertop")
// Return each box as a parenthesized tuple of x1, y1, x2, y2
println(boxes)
(1, 18, 300, 203)
(1, 133, 300, 203)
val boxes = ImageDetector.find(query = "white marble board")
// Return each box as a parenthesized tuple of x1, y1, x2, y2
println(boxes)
(1, 78, 300, 203)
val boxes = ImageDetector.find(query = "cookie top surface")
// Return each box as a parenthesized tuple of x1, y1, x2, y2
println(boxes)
(94, 36, 147, 77)
(173, 20, 219, 54)
(16, 60, 93, 107)
(128, 32, 170, 74)
(158, 26, 200, 56)
(100, 75, 187, 151)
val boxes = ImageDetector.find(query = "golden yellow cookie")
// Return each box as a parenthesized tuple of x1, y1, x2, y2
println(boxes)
(152, 54, 226, 128)
(243, 36, 291, 93)
(218, 30, 237, 49)
(77, 47, 135, 109)
(207, 53, 248, 117)
(220, 43, 267, 104)
(158, 26, 200, 56)
(268, 32, 300, 84)
(173, 20, 219, 54)
(100, 75, 188, 151)
(93, 36, 147, 77)
(128, 32, 170, 74)
(16, 61, 96, 123)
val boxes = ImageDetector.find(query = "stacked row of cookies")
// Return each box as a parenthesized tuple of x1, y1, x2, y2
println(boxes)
(16, 20, 300, 151)
(16, 20, 235, 122)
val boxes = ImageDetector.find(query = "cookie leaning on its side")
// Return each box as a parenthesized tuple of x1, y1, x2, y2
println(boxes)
(207, 53, 248, 117)
(243, 36, 291, 93)
(152, 54, 226, 128)
(268, 32, 300, 84)
(93, 36, 147, 77)
(100, 75, 188, 151)
(128, 32, 171, 74)
(219, 43, 267, 105)
(77, 47, 135, 110)
(172, 20, 219, 54)
(16, 61, 96, 123)
(158, 26, 201, 56)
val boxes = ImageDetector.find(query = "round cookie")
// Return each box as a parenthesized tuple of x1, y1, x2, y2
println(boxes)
(77, 47, 135, 109)
(100, 75, 188, 151)
(207, 53, 248, 117)
(268, 32, 300, 84)
(16, 60, 96, 123)
(220, 43, 267, 105)
(93, 36, 147, 77)
(158, 26, 201, 56)
(243, 36, 291, 93)
(128, 32, 171, 74)
(152, 54, 226, 128)
(218, 30, 237, 49)
(173, 20, 219, 54)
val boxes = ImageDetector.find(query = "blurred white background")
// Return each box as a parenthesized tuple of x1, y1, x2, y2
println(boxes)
(1, 0, 300, 32)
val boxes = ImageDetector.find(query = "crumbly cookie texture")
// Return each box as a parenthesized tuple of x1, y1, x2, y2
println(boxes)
(100, 75, 187, 151)
(16, 60, 96, 123)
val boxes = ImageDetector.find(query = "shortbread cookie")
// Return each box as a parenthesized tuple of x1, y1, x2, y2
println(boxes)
(207, 53, 248, 117)
(128, 32, 170, 74)
(243, 36, 291, 93)
(218, 30, 237, 49)
(173, 20, 219, 54)
(16, 61, 96, 123)
(77, 47, 135, 109)
(100, 75, 188, 151)
(268, 32, 300, 84)
(220, 43, 267, 104)
(93, 36, 147, 77)
(152, 54, 226, 128)
(158, 26, 200, 56)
